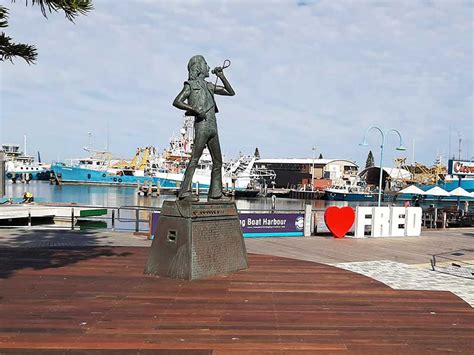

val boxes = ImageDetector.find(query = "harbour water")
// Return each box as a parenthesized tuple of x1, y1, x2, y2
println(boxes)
(5, 181, 471, 211)
(5, 181, 334, 210)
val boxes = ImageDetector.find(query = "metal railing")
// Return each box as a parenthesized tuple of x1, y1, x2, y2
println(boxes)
(0, 203, 314, 233)
(0, 204, 162, 233)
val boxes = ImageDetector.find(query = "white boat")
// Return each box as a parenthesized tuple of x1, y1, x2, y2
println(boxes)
(150, 116, 276, 193)
(2, 143, 50, 181)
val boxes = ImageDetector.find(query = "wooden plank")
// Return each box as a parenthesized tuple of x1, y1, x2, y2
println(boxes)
(0, 247, 472, 352)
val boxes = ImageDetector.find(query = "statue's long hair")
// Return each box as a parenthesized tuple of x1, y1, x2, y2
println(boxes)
(187, 55, 206, 80)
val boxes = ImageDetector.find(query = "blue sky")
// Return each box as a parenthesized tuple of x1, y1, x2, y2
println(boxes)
(1, 0, 472, 168)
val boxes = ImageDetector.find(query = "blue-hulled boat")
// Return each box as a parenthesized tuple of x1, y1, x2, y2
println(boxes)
(324, 185, 377, 201)
(51, 162, 209, 189)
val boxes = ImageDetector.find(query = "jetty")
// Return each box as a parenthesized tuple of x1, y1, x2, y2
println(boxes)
(0, 204, 107, 224)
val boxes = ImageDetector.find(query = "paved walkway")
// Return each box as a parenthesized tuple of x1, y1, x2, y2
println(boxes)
(1, 227, 473, 306)
(336, 260, 474, 307)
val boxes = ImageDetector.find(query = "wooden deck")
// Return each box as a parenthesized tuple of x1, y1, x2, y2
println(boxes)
(0, 247, 473, 353)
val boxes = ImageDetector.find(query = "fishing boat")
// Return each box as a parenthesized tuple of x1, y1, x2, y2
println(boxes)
(323, 172, 381, 202)
(52, 116, 276, 191)
(140, 117, 276, 195)
(2, 143, 50, 181)
(324, 183, 377, 201)
(51, 146, 184, 187)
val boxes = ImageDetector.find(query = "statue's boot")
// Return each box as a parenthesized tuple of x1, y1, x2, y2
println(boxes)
(179, 194, 199, 202)
(208, 194, 232, 202)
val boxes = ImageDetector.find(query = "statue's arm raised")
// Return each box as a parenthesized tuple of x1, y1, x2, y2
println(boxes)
(172, 84, 195, 113)
(213, 68, 235, 96)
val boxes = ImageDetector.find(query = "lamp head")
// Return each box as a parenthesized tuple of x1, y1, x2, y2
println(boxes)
(396, 145, 406, 151)
(359, 141, 368, 147)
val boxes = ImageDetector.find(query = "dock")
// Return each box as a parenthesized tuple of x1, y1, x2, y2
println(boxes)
(0, 228, 473, 352)
(0, 204, 107, 223)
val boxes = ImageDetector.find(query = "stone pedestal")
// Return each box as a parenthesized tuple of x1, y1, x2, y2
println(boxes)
(144, 200, 248, 280)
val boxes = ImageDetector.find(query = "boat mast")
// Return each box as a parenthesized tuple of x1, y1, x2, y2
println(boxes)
(106, 119, 110, 151)
(458, 133, 462, 160)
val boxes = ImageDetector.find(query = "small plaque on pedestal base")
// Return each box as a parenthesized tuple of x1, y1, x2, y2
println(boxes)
(144, 200, 248, 280)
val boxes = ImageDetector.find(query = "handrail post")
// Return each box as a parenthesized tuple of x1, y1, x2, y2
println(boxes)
(135, 209, 139, 232)
(111, 209, 115, 231)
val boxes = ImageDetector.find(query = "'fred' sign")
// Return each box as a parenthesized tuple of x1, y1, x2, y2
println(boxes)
(353, 207, 422, 238)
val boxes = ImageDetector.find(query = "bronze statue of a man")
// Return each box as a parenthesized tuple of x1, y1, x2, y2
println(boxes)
(173, 55, 235, 202)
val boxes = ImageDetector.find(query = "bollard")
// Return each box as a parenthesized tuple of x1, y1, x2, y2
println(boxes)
(28, 210, 31, 227)
(71, 208, 75, 230)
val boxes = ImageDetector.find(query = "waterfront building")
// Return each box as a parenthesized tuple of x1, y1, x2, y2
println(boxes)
(358, 167, 412, 191)
(254, 158, 358, 189)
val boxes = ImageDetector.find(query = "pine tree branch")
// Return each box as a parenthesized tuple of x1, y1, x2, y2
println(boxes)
(0, 32, 37, 64)
(0, 6, 8, 28)
(12, 0, 93, 21)
(1, 1, 92, 64)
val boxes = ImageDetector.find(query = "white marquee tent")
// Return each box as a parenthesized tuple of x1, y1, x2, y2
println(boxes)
(397, 185, 426, 195)
(425, 186, 450, 197)
(448, 187, 472, 198)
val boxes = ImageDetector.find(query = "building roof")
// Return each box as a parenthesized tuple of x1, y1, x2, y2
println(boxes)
(359, 167, 412, 180)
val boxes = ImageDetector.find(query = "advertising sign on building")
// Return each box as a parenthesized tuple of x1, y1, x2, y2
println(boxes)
(448, 159, 474, 177)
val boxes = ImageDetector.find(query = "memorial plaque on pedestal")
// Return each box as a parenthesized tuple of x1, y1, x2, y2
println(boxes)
(144, 200, 248, 280)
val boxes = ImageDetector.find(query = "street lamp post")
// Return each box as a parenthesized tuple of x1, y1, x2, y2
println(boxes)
(360, 127, 406, 207)
(311, 146, 316, 191)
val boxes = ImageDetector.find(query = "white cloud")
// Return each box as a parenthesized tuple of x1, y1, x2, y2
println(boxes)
(1, 0, 472, 166)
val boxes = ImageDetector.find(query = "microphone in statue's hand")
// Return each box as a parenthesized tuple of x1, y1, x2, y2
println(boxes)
(212, 60, 231, 75)
(211, 67, 222, 75)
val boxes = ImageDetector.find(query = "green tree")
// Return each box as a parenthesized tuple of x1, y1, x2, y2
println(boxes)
(1, 0, 92, 64)
(318, 153, 323, 159)
(254, 147, 260, 159)
(365, 150, 375, 168)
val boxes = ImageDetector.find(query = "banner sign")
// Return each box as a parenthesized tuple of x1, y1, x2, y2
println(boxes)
(448, 159, 474, 177)
(150, 212, 305, 239)
(150, 212, 160, 239)
(239, 213, 304, 237)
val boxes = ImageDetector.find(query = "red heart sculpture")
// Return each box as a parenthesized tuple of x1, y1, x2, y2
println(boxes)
(324, 206, 355, 239)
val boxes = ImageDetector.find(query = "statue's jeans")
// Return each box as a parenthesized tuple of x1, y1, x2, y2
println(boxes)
(178, 112, 223, 199)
